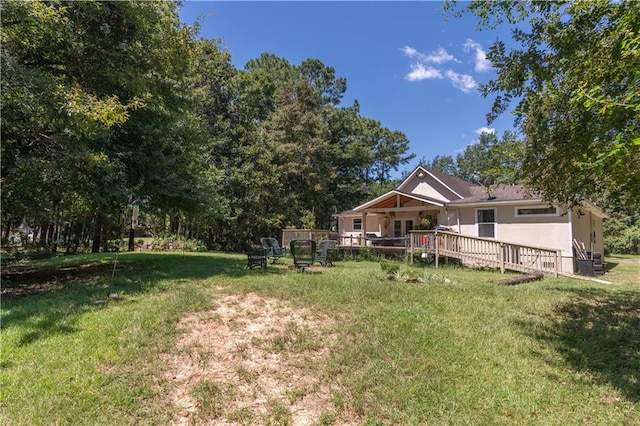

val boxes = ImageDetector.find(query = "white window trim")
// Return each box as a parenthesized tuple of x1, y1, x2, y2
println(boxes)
(476, 208, 497, 239)
(353, 218, 362, 231)
(514, 205, 559, 217)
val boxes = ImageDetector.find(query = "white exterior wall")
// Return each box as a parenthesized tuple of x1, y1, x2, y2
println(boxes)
(571, 209, 605, 255)
(455, 204, 574, 272)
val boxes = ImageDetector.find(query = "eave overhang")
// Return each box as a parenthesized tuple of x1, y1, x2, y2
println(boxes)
(353, 190, 445, 212)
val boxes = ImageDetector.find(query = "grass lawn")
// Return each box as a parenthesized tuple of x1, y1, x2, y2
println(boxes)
(1, 251, 639, 425)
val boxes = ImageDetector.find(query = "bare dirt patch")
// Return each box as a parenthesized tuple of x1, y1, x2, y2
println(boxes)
(165, 291, 356, 425)
(1, 262, 116, 298)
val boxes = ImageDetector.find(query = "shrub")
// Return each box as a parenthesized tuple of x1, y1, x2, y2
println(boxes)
(604, 224, 640, 254)
(151, 234, 206, 252)
(358, 246, 381, 262)
(412, 252, 434, 266)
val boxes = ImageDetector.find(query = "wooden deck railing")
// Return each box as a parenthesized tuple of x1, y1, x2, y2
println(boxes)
(409, 231, 562, 277)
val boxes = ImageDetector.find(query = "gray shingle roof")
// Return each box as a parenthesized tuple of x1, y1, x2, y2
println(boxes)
(420, 167, 478, 198)
(449, 184, 540, 204)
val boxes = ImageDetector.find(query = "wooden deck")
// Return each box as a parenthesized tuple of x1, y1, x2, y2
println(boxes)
(322, 231, 561, 277)
(408, 231, 562, 277)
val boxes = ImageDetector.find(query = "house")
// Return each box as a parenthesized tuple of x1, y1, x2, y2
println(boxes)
(335, 166, 608, 273)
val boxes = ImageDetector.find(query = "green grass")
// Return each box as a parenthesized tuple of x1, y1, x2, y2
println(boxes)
(2, 252, 639, 425)
(605, 254, 640, 284)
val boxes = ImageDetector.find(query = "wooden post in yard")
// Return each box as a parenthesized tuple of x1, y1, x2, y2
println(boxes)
(499, 242, 505, 274)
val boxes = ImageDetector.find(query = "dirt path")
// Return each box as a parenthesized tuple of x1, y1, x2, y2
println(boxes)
(164, 291, 357, 425)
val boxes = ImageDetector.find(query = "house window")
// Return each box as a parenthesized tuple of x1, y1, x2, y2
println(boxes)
(353, 218, 362, 231)
(515, 206, 559, 217)
(476, 209, 496, 238)
(394, 220, 402, 237)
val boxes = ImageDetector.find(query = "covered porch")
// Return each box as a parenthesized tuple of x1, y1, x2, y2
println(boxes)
(335, 190, 445, 247)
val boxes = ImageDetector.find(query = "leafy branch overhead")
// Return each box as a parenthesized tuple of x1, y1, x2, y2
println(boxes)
(449, 0, 640, 207)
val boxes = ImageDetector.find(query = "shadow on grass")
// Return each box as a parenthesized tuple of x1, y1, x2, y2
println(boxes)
(521, 288, 640, 402)
(1, 252, 287, 347)
(605, 259, 620, 272)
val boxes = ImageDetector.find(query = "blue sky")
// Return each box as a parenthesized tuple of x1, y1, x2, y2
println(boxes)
(178, 1, 518, 177)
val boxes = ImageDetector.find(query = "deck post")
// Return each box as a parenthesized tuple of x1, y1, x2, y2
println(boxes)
(444, 232, 449, 265)
(435, 232, 439, 269)
(410, 232, 414, 265)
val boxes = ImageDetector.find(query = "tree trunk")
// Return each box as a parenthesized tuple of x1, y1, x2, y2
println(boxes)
(496, 271, 544, 285)
(92, 214, 103, 253)
(128, 227, 135, 251)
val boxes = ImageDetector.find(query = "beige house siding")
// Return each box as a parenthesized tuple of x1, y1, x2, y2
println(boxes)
(398, 173, 464, 202)
(400, 178, 454, 202)
(571, 209, 604, 255)
(445, 204, 575, 272)
(338, 214, 382, 237)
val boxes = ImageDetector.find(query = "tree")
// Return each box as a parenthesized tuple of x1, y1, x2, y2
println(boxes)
(1, 0, 218, 251)
(1, 3, 418, 251)
(454, 131, 524, 185)
(449, 0, 640, 207)
(206, 53, 415, 242)
(422, 131, 525, 185)
(419, 154, 457, 176)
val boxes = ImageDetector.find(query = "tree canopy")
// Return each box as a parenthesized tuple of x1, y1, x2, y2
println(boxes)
(448, 0, 640, 208)
(421, 131, 525, 186)
(1, 0, 216, 251)
(1, 1, 414, 252)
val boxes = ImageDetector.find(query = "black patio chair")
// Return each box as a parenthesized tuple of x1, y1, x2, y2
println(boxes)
(242, 242, 267, 270)
(314, 240, 337, 267)
(289, 239, 316, 272)
(261, 237, 287, 263)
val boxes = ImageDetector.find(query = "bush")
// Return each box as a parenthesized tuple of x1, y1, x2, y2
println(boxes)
(358, 246, 381, 262)
(412, 252, 434, 266)
(150, 234, 206, 252)
(604, 224, 640, 254)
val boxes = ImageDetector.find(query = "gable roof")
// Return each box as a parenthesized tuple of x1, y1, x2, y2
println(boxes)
(398, 166, 477, 200)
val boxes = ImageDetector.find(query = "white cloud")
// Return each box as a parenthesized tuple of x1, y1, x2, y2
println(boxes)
(464, 39, 492, 73)
(402, 43, 486, 93)
(405, 63, 443, 81)
(444, 70, 477, 93)
(402, 46, 455, 64)
(401, 46, 419, 58)
(474, 126, 496, 135)
(423, 47, 455, 64)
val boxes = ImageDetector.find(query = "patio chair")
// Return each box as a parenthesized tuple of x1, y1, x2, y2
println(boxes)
(261, 237, 287, 263)
(314, 240, 337, 266)
(289, 239, 316, 272)
(242, 242, 267, 270)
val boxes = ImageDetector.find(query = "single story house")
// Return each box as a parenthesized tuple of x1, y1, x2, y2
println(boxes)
(335, 166, 608, 273)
